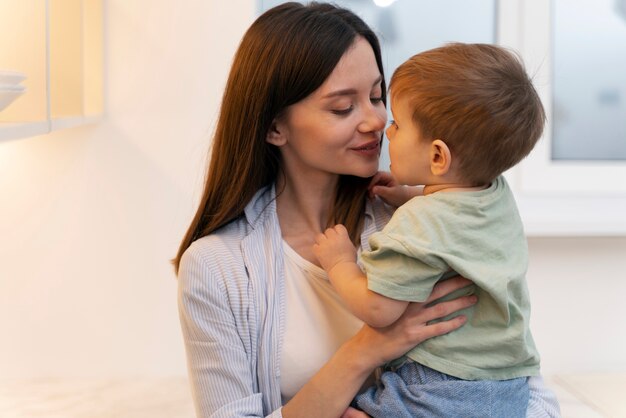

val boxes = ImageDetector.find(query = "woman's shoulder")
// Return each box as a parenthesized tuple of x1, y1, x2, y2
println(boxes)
(178, 185, 278, 285)
(178, 218, 250, 286)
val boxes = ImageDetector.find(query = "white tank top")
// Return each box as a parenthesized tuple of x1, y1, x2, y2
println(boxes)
(280, 240, 363, 403)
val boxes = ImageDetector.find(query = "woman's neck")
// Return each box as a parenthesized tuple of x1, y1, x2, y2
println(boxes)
(275, 171, 339, 265)
(276, 172, 338, 233)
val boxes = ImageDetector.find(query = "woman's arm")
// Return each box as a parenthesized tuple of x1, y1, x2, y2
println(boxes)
(178, 245, 271, 417)
(282, 276, 477, 418)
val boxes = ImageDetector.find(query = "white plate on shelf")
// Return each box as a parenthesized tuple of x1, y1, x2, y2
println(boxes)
(0, 70, 27, 85)
(0, 84, 26, 92)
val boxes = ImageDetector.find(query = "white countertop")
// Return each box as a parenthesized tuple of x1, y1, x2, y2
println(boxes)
(0, 378, 195, 418)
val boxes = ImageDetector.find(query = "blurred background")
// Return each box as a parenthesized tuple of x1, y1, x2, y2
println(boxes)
(1, 0, 625, 416)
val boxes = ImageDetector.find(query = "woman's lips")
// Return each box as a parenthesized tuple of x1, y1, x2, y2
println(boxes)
(351, 140, 380, 156)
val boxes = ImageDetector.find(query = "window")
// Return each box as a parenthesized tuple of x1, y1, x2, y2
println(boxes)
(258, 0, 626, 235)
(499, 0, 626, 235)
(552, 0, 626, 161)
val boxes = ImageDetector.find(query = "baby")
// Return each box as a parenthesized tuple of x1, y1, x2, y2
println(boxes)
(314, 43, 545, 418)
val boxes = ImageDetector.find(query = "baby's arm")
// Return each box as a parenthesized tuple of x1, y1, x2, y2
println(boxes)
(313, 225, 409, 328)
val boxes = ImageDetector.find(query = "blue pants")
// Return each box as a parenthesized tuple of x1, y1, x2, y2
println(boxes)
(355, 361, 529, 418)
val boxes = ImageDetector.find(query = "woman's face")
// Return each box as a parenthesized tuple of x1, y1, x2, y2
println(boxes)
(270, 37, 387, 183)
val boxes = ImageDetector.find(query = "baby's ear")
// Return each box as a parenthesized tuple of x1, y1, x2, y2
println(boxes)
(266, 119, 287, 146)
(430, 139, 452, 176)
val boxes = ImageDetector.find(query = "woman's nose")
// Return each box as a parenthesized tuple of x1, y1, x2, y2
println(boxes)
(359, 103, 387, 133)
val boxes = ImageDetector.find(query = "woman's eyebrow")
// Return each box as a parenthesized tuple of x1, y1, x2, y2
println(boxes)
(322, 88, 358, 99)
(322, 75, 383, 99)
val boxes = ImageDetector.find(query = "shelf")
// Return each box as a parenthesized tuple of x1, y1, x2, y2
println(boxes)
(49, 114, 101, 131)
(0, 121, 50, 142)
(0, 115, 102, 142)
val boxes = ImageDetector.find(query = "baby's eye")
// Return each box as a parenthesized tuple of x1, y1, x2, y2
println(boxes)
(389, 119, 398, 128)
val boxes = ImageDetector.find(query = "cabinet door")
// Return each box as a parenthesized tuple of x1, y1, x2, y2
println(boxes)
(0, 0, 103, 141)
(49, 0, 84, 120)
(0, 0, 48, 127)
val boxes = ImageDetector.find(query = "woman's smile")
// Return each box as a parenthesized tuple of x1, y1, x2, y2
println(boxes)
(350, 139, 381, 157)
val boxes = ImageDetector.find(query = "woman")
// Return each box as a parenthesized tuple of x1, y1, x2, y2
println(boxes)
(174, 3, 561, 417)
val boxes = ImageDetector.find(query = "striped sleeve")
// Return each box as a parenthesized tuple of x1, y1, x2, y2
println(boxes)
(527, 376, 562, 418)
(178, 241, 283, 418)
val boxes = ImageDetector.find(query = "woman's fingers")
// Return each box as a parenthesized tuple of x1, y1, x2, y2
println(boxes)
(401, 296, 475, 343)
(421, 295, 477, 323)
(417, 314, 468, 341)
(402, 292, 476, 325)
(399, 289, 477, 346)
(425, 275, 473, 303)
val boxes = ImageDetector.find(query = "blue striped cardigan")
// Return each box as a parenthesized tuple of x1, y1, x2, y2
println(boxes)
(178, 185, 561, 418)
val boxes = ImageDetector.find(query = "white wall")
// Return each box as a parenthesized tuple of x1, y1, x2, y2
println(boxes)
(0, 0, 624, 380)
(527, 237, 626, 375)
(0, 0, 254, 378)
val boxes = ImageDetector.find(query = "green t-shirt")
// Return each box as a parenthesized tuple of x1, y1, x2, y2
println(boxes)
(360, 176, 540, 380)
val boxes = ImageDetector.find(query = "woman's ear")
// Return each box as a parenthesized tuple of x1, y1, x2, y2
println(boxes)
(430, 139, 452, 176)
(266, 119, 287, 146)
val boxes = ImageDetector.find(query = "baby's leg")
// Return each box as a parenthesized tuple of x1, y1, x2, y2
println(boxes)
(355, 362, 529, 418)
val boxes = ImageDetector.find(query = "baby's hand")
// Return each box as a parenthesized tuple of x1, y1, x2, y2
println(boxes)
(368, 171, 423, 207)
(313, 224, 357, 273)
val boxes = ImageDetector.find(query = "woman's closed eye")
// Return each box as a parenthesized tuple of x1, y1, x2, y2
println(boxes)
(331, 95, 383, 116)
(331, 105, 354, 115)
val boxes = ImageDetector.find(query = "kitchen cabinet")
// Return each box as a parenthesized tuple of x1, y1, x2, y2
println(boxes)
(0, 0, 103, 141)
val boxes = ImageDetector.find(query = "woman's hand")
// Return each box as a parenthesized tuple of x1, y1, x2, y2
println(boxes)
(368, 171, 423, 207)
(345, 275, 476, 369)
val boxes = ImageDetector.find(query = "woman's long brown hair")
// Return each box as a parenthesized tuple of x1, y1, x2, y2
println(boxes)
(173, 2, 386, 273)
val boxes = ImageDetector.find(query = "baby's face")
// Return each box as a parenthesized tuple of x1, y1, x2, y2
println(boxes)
(386, 97, 433, 186)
